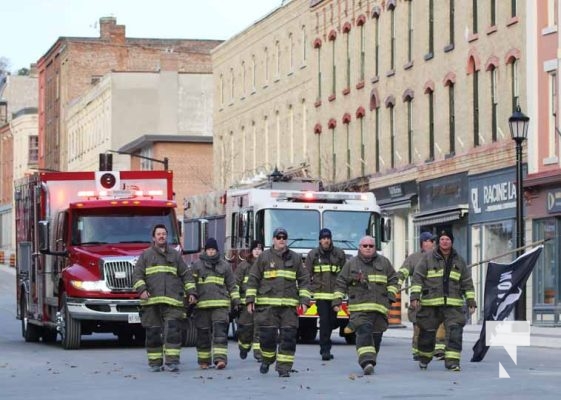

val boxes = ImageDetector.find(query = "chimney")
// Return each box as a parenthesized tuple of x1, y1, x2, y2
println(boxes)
(99, 17, 125, 44)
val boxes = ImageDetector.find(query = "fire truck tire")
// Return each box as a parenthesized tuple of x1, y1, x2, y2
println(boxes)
(298, 318, 318, 343)
(60, 294, 81, 350)
(20, 296, 41, 342)
(181, 317, 197, 347)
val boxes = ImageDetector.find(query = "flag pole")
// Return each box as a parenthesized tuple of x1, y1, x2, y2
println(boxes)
(466, 237, 550, 270)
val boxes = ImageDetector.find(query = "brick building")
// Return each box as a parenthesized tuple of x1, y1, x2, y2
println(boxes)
(37, 16, 222, 172)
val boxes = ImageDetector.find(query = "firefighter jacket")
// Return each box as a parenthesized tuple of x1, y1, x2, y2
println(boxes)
(245, 247, 311, 307)
(306, 244, 346, 300)
(191, 252, 240, 309)
(132, 243, 195, 308)
(397, 250, 426, 287)
(409, 247, 476, 307)
(235, 258, 254, 305)
(333, 253, 398, 315)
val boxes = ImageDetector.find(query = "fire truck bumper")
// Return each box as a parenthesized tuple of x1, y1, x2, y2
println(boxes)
(66, 297, 141, 323)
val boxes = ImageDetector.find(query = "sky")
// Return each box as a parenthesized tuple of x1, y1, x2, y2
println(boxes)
(0, 0, 284, 73)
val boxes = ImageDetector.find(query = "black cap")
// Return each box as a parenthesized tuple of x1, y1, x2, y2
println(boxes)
(204, 237, 219, 251)
(250, 240, 263, 252)
(438, 229, 454, 243)
(273, 227, 288, 237)
(319, 228, 332, 239)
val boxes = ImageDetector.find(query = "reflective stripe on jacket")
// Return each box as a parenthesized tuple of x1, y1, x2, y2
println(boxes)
(306, 245, 346, 301)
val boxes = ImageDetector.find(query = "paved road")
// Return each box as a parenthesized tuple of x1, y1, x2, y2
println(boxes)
(1, 264, 561, 399)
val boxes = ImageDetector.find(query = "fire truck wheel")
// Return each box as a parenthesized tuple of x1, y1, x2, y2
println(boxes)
(42, 328, 58, 343)
(181, 316, 197, 347)
(60, 293, 81, 350)
(20, 296, 41, 342)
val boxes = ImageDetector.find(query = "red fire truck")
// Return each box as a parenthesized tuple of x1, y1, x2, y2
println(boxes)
(15, 169, 196, 349)
(183, 172, 390, 343)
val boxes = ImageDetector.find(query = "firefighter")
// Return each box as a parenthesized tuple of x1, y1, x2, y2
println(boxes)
(410, 229, 477, 372)
(132, 224, 196, 372)
(306, 228, 346, 361)
(246, 227, 311, 378)
(333, 235, 398, 375)
(235, 239, 264, 361)
(191, 237, 240, 370)
(398, 232, 446, 360)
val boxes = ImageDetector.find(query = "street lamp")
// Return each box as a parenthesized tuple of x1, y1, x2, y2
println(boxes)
(508, 105, 530, 320)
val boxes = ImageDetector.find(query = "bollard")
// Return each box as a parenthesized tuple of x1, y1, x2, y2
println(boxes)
(388, 292, 406, 328)
(0, 250, 4, 264)
(9, 253, 16, 268)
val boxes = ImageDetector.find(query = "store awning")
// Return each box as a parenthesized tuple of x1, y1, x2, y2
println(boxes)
(413, 205, 468, 226)
(378, 194, 417, 211)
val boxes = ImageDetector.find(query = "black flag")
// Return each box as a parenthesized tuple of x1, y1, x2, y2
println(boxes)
(471, 245, 543, 362)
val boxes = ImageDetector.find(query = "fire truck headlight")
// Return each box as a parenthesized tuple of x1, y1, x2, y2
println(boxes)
(70, 280, 110, 292)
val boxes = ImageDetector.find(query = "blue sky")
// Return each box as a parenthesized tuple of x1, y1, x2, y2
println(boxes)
(1, 0, 283, 72)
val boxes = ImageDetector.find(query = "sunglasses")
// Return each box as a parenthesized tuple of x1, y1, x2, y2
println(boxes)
(275, 235, 287, 240)
(360, 244, 375, 248)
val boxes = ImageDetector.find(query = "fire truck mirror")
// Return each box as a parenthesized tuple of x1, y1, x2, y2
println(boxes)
(381, 218, 392, 243)
(38, 220, 51, 253)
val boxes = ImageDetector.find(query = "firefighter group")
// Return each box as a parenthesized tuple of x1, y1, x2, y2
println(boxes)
(132, 224, 476, 376)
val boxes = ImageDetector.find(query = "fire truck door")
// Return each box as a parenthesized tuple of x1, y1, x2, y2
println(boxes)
(51, 211, 68, 294)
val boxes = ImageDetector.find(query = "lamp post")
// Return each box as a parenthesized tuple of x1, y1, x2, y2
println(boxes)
(508, 106, 530, 321)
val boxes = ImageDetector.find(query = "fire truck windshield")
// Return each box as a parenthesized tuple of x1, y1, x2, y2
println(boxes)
(72, 211, 180, 246)
(262, 209, 376, 250)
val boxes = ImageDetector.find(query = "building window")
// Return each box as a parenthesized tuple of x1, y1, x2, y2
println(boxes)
(345, 30, 351, 89)
(374, 15, 380, 78)
(29, 135, 39, 163)
(375, 108, 380, 172)
(473, 69, 480, 146)
(345, 122, 351, 179)
(229, 68, 235, 102)
(264, 47, 270, 84)
(549, 71, 558, 159)
(331, 38, 337, 95)
(359, 23, 365, 81)
(511, 0, 517, 18)
(448, 0, 455, 48)
(140, 147, 152, 170)
(331, 125, 337, 181)
(316, 45, 322, 101)
(472, 0, 478, 34)
(448, 83, 456, 155)
(511, 58, 519, 111)
(490, 66, 498, 142)
(490, 0, 496, 26)
(428, 90, 435, 161)
(275, 41, 281, 78)
(548, 0, 558, 28)
(407, 0, 413, 63)
(389, 105, 395, 168)
(302, 25, 307, 63)
(289, 33, 294, 73)
(427, 0, 434, 58)
(251, 55, 256, 92)
(390, 6, 396, 71)
(220, 74, 224, 106)
(358, 115, 365, 176)
(241, 61, 246, 97)
(406, 98, 413, 164)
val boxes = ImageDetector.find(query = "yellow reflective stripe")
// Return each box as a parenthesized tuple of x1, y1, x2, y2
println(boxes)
(198, 276, 225, 285)
(435, 343, 446, 351)
(313, 265, 332, 273)
(427, 269, 443, 278)
(449, 271, 461, 281)
(246, 289, 257, 296)
(398, 267, 410, 279)
(276, 354, 294, 363)
(367, 274, 388, 284)
(417, 350, 433, 358)
(334, 291, 345, 298)
(387, 286, 398, 295)
(185, 283, 196, 291)
(213, 346, 228, 356)
(410, 285, 422, 294)
(262, 350, 276, 358)
(133, 280, 145, 289)
(465, 291, 475, 299)
(164, 348, 181, 356)
(445, 298, 464, 306)
(348, 303, 388, 314)
(263, 270, 296, 279)
(255, 297, 299, 306)
(243, 276, 249, 283)
(252, 343, 261, 350)
(141, 296, 183, 307)
(197, 351, 211, 358)
(230, 291, 240, 299)
(299, 289, 312, 298)
(197, 299, 231, 308)
(147, 352, 163, 360)
(357, 346, 376, 356)
(313, 292, 336, 300)
(146, 266, 178, 276)
(421, 298, 444, 306)
(239, 341, 251, 350)
(445, 350, 461, 360)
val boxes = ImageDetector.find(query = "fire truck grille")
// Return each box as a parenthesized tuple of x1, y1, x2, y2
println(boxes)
(103, 261, 135, 291)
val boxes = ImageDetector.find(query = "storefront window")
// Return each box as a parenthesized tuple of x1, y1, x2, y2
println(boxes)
(533, 218, 559, 306)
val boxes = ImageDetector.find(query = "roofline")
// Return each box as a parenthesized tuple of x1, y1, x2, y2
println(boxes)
(118, 134, 212, 153)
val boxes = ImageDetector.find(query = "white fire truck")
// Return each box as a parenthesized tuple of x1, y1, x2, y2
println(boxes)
(15, 169, 196, 349)
(183, 173, 390, 343)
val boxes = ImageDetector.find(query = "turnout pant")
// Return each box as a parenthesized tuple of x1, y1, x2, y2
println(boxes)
(350, 311, 388, 369)
(316, 299, 338, 355)
(237, 305, 260, 356)
(409, 308, 446, 357)
(194, 307, 230, 366)
(140, 304, 184, 367)
(255, 306, 299, 374)
(416, 305, 466, 367)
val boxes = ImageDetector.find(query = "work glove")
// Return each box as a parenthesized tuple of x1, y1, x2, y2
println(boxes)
(467, 299, 477, 309)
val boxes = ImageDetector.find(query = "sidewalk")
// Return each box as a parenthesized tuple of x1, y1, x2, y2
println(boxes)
(385, 320, 561, 349)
